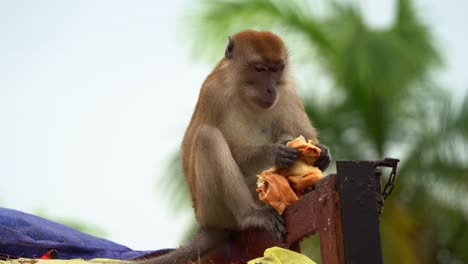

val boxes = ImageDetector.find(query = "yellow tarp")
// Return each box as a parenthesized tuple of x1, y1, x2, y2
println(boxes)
(248, 247, 316, 264)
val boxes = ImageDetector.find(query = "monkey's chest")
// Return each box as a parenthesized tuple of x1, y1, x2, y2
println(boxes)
(224, 125, 272, 146)
(248, 127, 272, 144)
(221, 113, 274, 145)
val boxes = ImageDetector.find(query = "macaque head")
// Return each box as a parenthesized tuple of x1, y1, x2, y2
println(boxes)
(225, 30, 288, 110)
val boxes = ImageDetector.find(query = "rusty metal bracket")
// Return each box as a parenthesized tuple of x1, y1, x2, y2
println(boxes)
(372, 158, 400, 214)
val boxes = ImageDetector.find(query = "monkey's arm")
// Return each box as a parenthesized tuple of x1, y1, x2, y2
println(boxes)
(274, 107, 331, 171)
(276, 131, 296, 145)
(273, 98, 318, 144)
(231, 144, 298, 174)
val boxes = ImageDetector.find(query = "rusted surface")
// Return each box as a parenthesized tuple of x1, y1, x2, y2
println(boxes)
(316, 174, 345, 264)
(289, 241, 301, 252)
(283, 183, 321, 244)
(197, 159, 391, 264)
(203, 175, 331, 263)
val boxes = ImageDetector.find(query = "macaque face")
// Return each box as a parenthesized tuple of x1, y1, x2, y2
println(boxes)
(242, 60, 285, 110)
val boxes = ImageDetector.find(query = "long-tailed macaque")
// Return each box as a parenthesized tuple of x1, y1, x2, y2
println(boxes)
(142, 30, 330, 264)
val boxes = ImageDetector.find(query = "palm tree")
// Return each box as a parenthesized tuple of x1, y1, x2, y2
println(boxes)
(161, 0, 468, 262)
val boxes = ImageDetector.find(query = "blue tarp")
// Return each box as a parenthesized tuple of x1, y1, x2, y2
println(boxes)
(0, 208, 163, 260)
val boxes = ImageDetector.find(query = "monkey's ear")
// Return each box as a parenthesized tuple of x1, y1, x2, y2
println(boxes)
(225, 36, 234, 59)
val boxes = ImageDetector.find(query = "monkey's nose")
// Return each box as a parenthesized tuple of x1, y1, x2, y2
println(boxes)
(267, 88, 273, 94)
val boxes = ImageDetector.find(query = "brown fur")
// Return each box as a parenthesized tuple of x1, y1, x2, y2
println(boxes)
(144, 30, 318, 264)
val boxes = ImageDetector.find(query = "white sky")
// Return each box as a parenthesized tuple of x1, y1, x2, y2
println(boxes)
(1, 0, 467, 251)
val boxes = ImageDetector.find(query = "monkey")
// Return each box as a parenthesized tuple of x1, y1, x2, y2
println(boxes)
(140, 30, 331, 264)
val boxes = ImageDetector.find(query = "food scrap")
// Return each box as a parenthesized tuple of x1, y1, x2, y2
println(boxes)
(256, 136, 324, 214)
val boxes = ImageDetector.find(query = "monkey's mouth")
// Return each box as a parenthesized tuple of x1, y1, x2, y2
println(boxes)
(255, 97, 276, 109)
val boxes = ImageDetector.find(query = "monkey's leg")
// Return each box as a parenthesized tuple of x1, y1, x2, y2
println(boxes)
(140, 228, 230, 264)
(193, 125, 286, 240)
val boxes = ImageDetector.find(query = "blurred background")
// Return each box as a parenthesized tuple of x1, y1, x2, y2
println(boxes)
(1, 0, 467, 263)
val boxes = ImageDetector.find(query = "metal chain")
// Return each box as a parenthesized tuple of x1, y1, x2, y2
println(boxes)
(382, 164, 398, 200)
(373, 158, 400, 214)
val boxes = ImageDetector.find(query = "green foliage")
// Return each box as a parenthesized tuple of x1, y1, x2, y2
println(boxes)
(163, 0, 468, 262)
(300, 234, 321, 262)
(35, 209, 108, 238)
(158, 152, 191, 213)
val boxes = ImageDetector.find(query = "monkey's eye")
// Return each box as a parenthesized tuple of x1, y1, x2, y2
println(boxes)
(271, 64, 284, 73)
(254, 64, 267, 72)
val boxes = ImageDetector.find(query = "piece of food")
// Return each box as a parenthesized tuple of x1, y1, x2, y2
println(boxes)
(286, 163, 323, 192)
(256, 170, 299, 215)
(286, 135, 322, 164)
(256, 136, 325, 214)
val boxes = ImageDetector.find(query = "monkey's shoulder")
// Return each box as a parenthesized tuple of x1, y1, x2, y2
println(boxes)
(219, 112, 274, 146)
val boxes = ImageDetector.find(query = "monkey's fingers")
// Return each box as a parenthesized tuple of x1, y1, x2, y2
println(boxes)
(313, 144, 331, 171)
(276, 146, 299, 169)
(275, 214, 287, 239)
(267, 206, 287, 242)
(279, 146, 299, 157)
(277, 159, 295, 169)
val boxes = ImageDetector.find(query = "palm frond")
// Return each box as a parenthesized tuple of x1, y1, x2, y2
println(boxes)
(456, 92, 468, 139)
(184, 0, 332, 62)
(157, 152, 192, 214)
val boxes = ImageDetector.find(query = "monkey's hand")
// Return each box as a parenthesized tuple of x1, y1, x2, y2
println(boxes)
(278, 136, 294, 146)
(313, 144, 331, 171)
(242, 206, 287, 242)
(269, 143, 299, 169)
